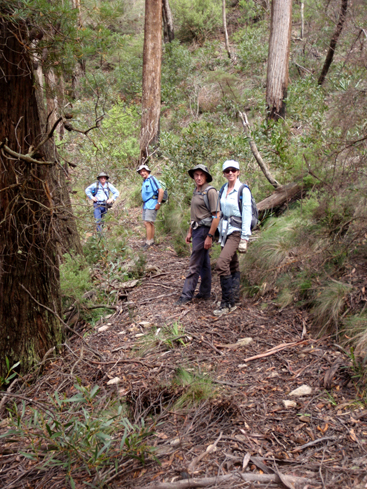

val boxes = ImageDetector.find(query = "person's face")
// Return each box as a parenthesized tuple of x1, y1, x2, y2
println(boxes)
(223, 167, 239, 183)
(193, 170, 207, 187)
(139, 169, 150, 180)
(98, 176, 107, 185)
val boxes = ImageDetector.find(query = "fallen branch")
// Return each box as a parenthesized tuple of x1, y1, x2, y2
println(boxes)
(140, 471, 316, 488)
(243, 339, 311, 363)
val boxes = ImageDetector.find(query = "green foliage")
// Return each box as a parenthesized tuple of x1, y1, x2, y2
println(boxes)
(312, 280, 353, 332)
(60, 254, 93, 305)
(238, 0, 265, 22)
(136, 322, 187, 356)
(172, 368, 217, 408)
(78, 102, 140, 173)
(162, 40, 193, 108)
(3, 384, 156, 486)
(170, 0, 222, 43)
(0, 358, 20, 389)
(343, 314, 367, 367)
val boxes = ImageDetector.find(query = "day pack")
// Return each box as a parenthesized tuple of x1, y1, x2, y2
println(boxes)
(151, 177, 168, 203)
(200, 185, 219, 212)
(218, 183, 258, 230)
(91, 181, 113, 208)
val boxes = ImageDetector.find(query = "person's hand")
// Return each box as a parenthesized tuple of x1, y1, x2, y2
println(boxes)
(238, 239, 248, 253)
(107, 198, 113, 204)
(92, 196, 98, 202)
(204, 236, 213, 250)
(155, 203, 160, 211)
(185, 234, 192, 244)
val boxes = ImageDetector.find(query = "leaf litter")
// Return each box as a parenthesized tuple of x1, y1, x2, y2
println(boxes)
(0, 222, 366, 489)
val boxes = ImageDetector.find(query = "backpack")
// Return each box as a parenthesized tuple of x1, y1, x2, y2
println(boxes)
(91, 181, 113, 207)
(151, 176, 168, 203)
(201, 186, 219, 213)
(219, 183, 258, 230)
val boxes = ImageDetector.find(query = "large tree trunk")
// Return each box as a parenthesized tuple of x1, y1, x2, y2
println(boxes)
(140, 0, 162, 163)
(318, 0, 348, 86)
(0, 18, 75, 377)
(266, 0, 292, 121)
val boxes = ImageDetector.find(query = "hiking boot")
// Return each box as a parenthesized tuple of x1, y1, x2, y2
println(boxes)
(232, 271, 241, 305)
(175, 297, 191, 306)
(141, 241, 154, 250)
(213, 302, 237, 316)
(194, 293, 211, 301)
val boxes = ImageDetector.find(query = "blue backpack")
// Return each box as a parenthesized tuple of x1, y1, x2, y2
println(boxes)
(150, 177, 168, 203)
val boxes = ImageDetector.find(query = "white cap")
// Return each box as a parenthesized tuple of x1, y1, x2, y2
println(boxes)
(222, 160, 240, 172)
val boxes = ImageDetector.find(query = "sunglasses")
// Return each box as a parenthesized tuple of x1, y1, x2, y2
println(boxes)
(223, 168, 238, 174)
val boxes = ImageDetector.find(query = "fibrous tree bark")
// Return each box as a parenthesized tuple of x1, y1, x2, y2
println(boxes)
(162, 0, 174, 43)
(266, 0, 292, 120)
(140, 0, 162, 163)
(318, 0, 348, 86)
(0, 16, 80, 377)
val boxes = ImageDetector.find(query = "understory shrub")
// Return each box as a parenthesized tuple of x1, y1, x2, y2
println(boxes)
(170, 0, 222, 43)
(3, 384, 155, 487)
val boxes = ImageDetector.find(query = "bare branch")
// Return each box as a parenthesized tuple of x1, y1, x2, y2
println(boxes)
(238, 111, 281, 189)
(2, 142, 54, 165)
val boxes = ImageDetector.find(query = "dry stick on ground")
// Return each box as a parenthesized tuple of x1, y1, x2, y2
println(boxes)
(243, 339, 312, 363)
(140, 471, 316, 489)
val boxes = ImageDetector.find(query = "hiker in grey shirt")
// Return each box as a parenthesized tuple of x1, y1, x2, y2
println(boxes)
(85, 172, 119, 232)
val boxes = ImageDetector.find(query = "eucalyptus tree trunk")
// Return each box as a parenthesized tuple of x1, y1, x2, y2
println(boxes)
(266, 0, 292, 121)
(140, 0, 162, 163)
(162, 0, 174, 43)
(318, 0, 348, 86)
(0, 17, 79, 377)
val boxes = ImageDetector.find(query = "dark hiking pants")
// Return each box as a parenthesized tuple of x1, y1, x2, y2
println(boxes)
(181, 226, 211, 300)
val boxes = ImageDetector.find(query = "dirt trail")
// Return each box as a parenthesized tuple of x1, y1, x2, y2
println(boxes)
(89, 223, 367, 488)
(1, 213, 366, 488)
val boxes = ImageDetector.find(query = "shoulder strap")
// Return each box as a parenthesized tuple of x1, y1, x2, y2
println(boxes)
(219, 184, 226, 199)
(150, 176, 159, 193)
(237, 183, 247, 216)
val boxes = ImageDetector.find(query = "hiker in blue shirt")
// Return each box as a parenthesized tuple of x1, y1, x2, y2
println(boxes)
(85, 172, 119, 233)
(214, 160, 252, 316)
(137, 164, 164, 250)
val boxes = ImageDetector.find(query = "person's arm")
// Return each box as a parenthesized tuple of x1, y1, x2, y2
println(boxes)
(238, 187, 252, 253)
(85, 183, 98, 202)
(204, 188, 221, 250)
(185, 225, 193, 244)
(204, 212, 220, 250)
(106, 183, 119, 204)
(155, 188, 165, 210)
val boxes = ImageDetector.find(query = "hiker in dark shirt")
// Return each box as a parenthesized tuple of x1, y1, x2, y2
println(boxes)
(85, 172, 119, 232)
(175, 164, 220, 306)
(137, 164, 164, 250)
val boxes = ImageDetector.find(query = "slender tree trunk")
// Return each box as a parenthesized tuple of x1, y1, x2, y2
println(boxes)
(162, 0, 174, 43)
(0, 18, 65, 377)
(140, 0, 162, 163)
(318, 0, 348, 86)
(266, 0, 292, 121)
(222, 0, 232, 59)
